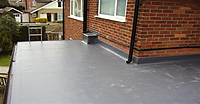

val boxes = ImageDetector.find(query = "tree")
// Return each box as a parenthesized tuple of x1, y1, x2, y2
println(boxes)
(0, 31, 12, 53)
(11, 5, 25, 11)
(0, 0, 25, 11)
(0, 0, 9, 8)
(0, 15, 19, 53)
(2, 11, 15, 19)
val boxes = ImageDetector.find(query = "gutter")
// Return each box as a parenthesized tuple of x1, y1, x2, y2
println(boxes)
(63, 0, 65, 40)
(126, 0, 140, 64)
(3, 44, 16, 104)
(83, 0, 88, 33)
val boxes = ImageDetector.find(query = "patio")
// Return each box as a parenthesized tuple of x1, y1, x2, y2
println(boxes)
(7, 40, 200, 104)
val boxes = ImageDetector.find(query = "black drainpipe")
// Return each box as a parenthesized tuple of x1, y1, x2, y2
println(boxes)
(62, 0, 65, 40)
(126, 0, 140, 64)
(83, 0, 88, 33)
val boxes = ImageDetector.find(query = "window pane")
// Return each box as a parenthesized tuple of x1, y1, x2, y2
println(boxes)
(116, 0, 126, 16)
(100, 0, 115, 16)
(58, 2, 61, 7)
(74, 0, 81, 17)
(70, 0, 73, 15)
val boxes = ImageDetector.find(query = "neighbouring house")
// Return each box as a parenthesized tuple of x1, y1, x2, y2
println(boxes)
(24, 0, 52, 10)
(0, 7, 23, 23)
(24, 0, 37, 10)
(64, 0, 200, 63)
(8, 0, 25, 7)
(23, 0, 63, 22)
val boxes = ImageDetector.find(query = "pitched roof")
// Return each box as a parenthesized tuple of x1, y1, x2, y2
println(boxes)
(0, 7, 23, 14)
(35, 0, 53, 3)
(30, 1, 57, 13)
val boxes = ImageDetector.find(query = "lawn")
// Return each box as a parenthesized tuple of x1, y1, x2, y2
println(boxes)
(0, 54, 11, 66)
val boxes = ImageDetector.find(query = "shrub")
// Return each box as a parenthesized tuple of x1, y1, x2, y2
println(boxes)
(13, 25, 47, 42)
(0, 0, 9, 8)
(54, 20, 63, 23)
(0, 31, 12, 53)
(35, 18, 48, 23)
(2, 11, 15, 19)
(0, 15, 19, 53)
(0, 15, 19, 36)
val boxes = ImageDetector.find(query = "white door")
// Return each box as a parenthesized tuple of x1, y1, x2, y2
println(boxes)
(22, 13, 29, 22)
(40, 13, 47, 18)
(14, 13, 21, 23)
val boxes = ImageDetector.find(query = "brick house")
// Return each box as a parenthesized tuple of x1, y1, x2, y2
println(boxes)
(0, 7, 23, 23)
(23, 0, 63, 22)
(64, 0, 200, 63)
(25, 0, 37, 10)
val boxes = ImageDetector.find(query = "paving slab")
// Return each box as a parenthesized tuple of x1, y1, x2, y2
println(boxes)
(9, 41, 200, 104)
(0, 67, 9, 74)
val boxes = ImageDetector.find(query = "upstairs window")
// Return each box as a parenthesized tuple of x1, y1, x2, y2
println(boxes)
(29, 2, 31, 9)
(32, 0, 36, 6)
(58, 1, 62, 7)
(69, 0, 84, 21)
(97, 0, 127, 22)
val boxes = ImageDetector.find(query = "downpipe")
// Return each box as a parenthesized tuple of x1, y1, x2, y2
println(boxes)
(126, 0, 140, 64)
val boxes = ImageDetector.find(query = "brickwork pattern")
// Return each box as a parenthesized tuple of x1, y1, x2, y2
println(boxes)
(64, 0, 83, 40)
(136, 0, 200, 57)
(25, 0, 36, 10)
(65, 0, 200, 58)
(87, 0, 135, 53)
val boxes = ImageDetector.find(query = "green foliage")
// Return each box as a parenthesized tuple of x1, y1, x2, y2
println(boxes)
(0, 31, 12, 53)
(0, 15, 19, 53)
(2, 11, 15, 19)
(0, 15, 19, 36)
(0, 0, 25, 11)
(35, 18, 48, 23)
(13, 25, 47, 42)
(0, 0, 9, 8)
(0, 54, 11, 66)
(10, 5, 25, 11)
(54, 20, 63, 23)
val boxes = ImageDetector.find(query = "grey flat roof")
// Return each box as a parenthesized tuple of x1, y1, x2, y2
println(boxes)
(10, 40, 200, 104)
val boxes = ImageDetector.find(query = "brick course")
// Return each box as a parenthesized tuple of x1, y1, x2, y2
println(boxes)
(64, 0, 83, 40)
(64, 0, 200, 58)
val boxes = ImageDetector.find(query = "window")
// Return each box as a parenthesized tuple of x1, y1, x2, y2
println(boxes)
(96, 0, 127, 22)
(32, 13, 37, 17)
(32, 0, 36, 6)
(58, 1, 62, 7)
(69, 0, 84, 21)
(57, 13, 63, 20)
(29, 2, 31, 9)
(14, 14, 19, 17)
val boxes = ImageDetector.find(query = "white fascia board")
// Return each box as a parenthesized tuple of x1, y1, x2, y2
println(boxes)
(30, 1, 57, 14)
(8, 8, 23, 14)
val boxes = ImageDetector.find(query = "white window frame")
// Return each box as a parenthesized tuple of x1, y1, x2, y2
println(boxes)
(29, 2, 31, 9)
(95, 0, 127, 22)
(32, 0, 36, 6)
(57, 13, 63, 20)
(68, 0, 83, 21)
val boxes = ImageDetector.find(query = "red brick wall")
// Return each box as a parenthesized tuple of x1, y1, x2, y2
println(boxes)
(136, 0, 200, 57)
(64, 0, 83, 40)
(65, 0, 200, 58)
(87, 0, 134, 53)
(25, 0, 36, 10)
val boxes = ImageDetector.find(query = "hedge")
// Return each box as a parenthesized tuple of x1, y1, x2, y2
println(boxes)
(13, 25, 47, 43)
(35, 18, 48, 23)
